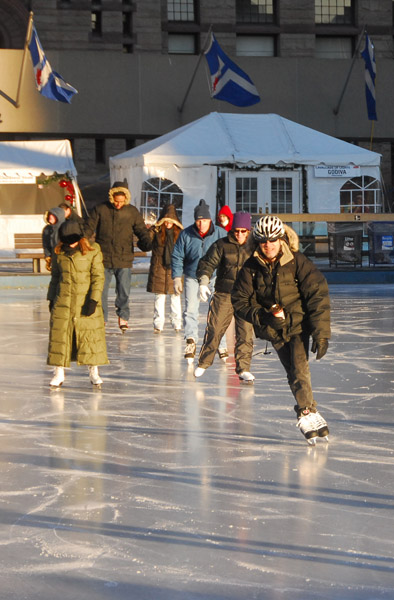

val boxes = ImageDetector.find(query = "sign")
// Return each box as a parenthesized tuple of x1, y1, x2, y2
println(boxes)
(0, 172, 36, 184)
(314, 165, 360, 178)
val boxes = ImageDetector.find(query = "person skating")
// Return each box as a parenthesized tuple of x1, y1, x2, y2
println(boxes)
(42, 201, 83, 271)
(217, 205, 233, 232)
(147, 204, 183, 333)
(231, 215, 331, 443)
(84, 180, 152, 332)
(171, 199, 226, 363)
(47, 220, 108, 388)
(194, 211, 255, 382)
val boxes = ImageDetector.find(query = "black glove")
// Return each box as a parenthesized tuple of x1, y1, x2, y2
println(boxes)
(85, 299, 98, 316)
(260, 310, 287, 331)
(49, 301, 54, 312)
(311, 338, 328, 360)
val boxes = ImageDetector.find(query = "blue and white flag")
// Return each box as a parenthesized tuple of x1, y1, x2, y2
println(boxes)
(204, 33, 260, 107)
(361, 33, 377, 121)
(29, 24, 78, 104)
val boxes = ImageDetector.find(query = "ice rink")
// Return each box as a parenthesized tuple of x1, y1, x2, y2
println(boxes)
(1, 283, 394, 599)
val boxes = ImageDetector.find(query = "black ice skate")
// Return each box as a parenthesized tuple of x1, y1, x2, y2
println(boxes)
(296, 407, 319, 445)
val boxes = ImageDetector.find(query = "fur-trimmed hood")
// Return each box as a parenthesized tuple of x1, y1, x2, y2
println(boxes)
(154, 204, 183, 230)
(283, 223, 299, 252)
(108, 180, 131, 205)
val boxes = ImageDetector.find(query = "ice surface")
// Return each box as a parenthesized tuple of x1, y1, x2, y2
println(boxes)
(0, 284, 394, 599)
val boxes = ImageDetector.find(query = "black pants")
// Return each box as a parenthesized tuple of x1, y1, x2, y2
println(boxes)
(198, 292, 254, 374)
(274, 332, 316, 411)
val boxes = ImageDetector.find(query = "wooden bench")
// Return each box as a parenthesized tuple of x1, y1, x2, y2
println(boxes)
(14, 233, 46, 273)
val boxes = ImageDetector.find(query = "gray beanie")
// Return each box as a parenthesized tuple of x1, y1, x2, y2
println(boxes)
(194, 199, 211, 221)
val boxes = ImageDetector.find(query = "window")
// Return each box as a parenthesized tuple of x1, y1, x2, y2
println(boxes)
(168, 33, 196, 53)
(140, 178, 183, 224)
(91, 11, 102, 35)
(271, 178, 292, 213)
(168, 0, 195, 22)
(95, 139, 105, 165)
(236, 177, 257, 213)
(236, 35, 275, 56)
(340, 176, 382, 214)
(315, 36, 352, 58)
(315, 0, 353, 25)
(236, 0, 275, 24)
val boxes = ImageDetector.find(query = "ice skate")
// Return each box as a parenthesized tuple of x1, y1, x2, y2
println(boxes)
(239, 371, 255, 384)
(118, 317, 128, 333)
(218, 348, 229, 362)
(311, 410, 330, 441)
(194, 366, 206, 378)
(89, 365, 103, 388)
(184, 338, 196, 365)
(50, 366, 64, 389)
(296, 407, 319, 445)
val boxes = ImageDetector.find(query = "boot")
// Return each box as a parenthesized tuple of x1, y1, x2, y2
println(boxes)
(50, 366, 64, 388)
(89, 366, 103, 386)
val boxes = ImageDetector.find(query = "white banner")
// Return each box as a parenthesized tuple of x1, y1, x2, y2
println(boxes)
(314, 165, 360, 178)
(0, 172, 36, 184)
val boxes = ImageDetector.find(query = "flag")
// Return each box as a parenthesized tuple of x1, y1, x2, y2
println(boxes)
(204, 33, 260, 107)
(28, 24, 78, 103)
(361, 33, 377, 121)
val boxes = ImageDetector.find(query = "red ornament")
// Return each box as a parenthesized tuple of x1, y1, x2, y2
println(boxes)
(65, 194, 73, 202)
(59, 179, 68, 188)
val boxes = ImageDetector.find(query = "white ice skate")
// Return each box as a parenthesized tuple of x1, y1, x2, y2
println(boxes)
(296, 408, 319, 445)
(184, 338, 196, 365)
(89, 366, 103, 388)
(239, 371, 255, 384)
(194, 366, 206, 378)
(50, 366, 64, 389)
(310, 411, 330, 442)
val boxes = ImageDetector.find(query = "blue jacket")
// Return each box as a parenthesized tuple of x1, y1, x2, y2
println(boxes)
(171, 222, 225, 280)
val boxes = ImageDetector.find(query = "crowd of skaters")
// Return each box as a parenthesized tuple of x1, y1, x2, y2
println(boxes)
(43, 180, 331, 444)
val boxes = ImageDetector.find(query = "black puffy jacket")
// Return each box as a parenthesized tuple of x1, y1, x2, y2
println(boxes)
(84, 201, 152, 269)
(197, 232, 255, 293)
(231, 227, 330, 347)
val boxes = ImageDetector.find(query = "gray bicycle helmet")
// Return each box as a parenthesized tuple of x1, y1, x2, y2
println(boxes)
(253, 215, 285, 242)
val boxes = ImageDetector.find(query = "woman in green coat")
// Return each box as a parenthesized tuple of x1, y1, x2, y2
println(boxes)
(47, 220, 108, 388)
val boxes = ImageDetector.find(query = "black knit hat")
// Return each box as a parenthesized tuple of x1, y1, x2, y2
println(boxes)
(59, 220, 84, 245)
(194, 199, 211, 221)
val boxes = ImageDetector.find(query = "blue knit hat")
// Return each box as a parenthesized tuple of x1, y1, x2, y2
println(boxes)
(194, 199, 211, 221)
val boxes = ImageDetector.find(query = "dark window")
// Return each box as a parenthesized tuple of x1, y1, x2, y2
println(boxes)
(123, 11, 132, 35)
(340, 176, 382, 213)
(141, 178, 183, 223)
(315, 0, 354, 25)
(91, 11, 102, 35)
(236, 0, 275, 24)
(235, 177, 257, 213)
(95, 139, 105, 165)
(168, 0, 195, 22)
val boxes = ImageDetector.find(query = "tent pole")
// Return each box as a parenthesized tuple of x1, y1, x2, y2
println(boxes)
(333, 26, 365, 116)
(178, 25, 213, 114)
(15, 11, 34, 108)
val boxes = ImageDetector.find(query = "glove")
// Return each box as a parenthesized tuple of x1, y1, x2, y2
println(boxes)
(311, 338, 328, 360)
(173, 277, 183, 295)
(199, 284, 211, 302)
(85, 299, 98, 316)
(49, 301, 54, 312)
(261, 310, 287, 331)
(45, 257, 52, 272)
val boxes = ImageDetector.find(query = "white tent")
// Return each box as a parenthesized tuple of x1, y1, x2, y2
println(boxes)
(0, 140, 80, 251)
(110, 113, 382, 224)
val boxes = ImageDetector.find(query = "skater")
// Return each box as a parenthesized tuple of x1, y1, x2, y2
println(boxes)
(194, 211, 255, 382)
(42, 200, 83, 271)
(231, 215, 331, 444)
(147, 204, 183, 333)
(84, 179, 152, 332)
(47, 220, 108, 388)
(217, 205, 233, 232)
(171, 199, 226, 363)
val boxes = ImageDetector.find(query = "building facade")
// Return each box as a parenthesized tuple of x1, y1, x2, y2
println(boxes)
(0, 0, 393, 208)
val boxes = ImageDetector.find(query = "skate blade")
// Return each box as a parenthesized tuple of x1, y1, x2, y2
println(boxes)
(239, 378, 254, 385)
(92, 383, 102, 389)
(50, 384, 63, 390)
(307, 437, 317, 446)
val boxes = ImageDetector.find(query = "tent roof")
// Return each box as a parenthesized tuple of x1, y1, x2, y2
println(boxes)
(110, 112, 381, 169)
(0, 139, 77, 178)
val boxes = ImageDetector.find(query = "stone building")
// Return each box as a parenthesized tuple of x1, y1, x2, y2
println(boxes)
(0, 0, 393, 208)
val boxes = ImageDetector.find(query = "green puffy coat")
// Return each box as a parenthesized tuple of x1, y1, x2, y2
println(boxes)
(47, 243, 109, 367)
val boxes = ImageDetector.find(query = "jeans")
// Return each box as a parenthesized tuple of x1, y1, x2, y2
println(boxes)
(183, 277, 200, 342)
(153, 293, 182, 331)
(102, 267, 131, 322)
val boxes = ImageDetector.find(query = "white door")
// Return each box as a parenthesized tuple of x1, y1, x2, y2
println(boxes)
(227, 170, 302, 215)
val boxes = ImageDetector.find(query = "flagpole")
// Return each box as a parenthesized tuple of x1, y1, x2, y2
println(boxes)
(333, 26, 366, 116)
(15, 11, 34, 108)
(178, 25, 213, 114)
(369, 119, 375, 150)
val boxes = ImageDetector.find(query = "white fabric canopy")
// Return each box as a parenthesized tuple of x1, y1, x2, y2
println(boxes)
(0, 139, 77, 181)
(110, 112, 381, 169)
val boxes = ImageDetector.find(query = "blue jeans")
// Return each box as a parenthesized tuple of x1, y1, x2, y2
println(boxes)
(102, 267, 131, 322)
(183, 277, 200, 342)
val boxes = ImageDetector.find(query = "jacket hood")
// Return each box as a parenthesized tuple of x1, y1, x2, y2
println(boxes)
(109, 180, 131, 205)
(284, 224, 299, 252)
(218, 205, 233, 230)
(155, 204, 183, 229)
(44, 206, 66, 226)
